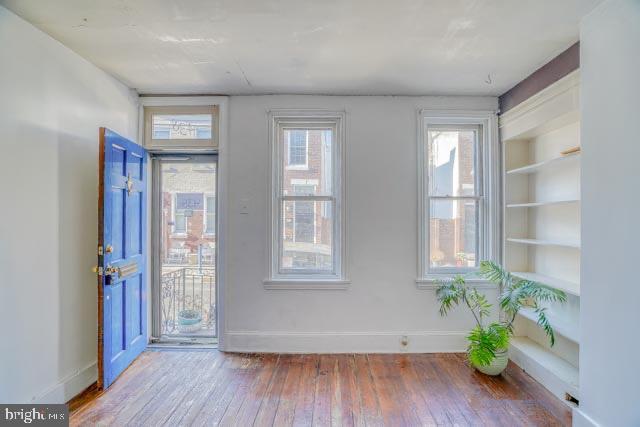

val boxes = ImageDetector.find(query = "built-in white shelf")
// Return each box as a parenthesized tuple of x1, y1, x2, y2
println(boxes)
(506, 199, 579, 208)
(509, 336, 579, 402)
(506, 237, 581, 249)
(512, 271, 580, 296)
(518, 307, 579, 343)
(502, 71, 581, 405)
(506, 152, 580, 175)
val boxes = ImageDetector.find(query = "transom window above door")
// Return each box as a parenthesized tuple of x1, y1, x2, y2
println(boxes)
(152, 114, 211, 140)
(143, 105, 218, 151)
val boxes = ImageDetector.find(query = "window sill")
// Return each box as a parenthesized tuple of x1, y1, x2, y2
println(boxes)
(415, 278, 498, 290)
(263, 279, 350, 290)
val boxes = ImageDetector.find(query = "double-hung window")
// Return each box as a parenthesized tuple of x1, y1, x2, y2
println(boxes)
(268, 111, 346, 284)
(418, 111, 499, 283)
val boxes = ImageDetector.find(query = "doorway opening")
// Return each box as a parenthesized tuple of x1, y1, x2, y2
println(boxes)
(152, 155, 217, 345)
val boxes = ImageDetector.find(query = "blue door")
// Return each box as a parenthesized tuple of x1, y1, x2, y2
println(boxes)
(98, 128, 147, 389)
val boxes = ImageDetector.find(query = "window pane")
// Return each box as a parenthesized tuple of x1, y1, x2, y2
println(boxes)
(153, 114, 212, 139)
(281, 200, 333, 271)
(429, 199, 478, 269)
(282, 128, 332, 196)
(159, 159, 216, 338)
(428, 129, 477, 196)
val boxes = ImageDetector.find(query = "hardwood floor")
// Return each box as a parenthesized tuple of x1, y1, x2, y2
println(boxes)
(69, 350, 571, 426)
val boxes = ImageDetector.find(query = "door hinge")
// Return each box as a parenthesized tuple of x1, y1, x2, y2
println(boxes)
(98, 245, 104, 256)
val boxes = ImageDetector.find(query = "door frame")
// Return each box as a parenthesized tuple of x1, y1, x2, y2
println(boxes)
(150, 154, 219, 341)
(139, 95, 229, 349)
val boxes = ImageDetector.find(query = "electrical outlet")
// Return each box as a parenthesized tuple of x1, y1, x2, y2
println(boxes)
(401, 335, 409, 347)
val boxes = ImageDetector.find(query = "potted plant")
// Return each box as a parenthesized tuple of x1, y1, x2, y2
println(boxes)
(436, 261, 566, 375)
(455, 252, 468, 267)
(177, 309, 202, 333)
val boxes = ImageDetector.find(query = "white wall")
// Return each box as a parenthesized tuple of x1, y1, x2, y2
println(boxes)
(0, 6, 138, 404)
(0, 4, 500, 401)
(577, 1, 640, 426)
(223, 95, 498, 353)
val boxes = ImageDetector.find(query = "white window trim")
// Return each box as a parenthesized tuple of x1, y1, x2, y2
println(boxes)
(266, 110, 348, 288)
(416, 109, 500, 289)
(204, 193, 216, 236)
(286, 130, 309, 170)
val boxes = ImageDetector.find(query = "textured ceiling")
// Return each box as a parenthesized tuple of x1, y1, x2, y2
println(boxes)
(1, 0, 601, 95)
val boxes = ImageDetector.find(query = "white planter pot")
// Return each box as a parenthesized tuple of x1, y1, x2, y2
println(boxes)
(473, 350, 509, 376)
(177, 321, 202, 334)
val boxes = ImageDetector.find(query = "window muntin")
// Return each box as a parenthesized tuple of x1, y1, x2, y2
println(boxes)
(425, 124, 483, 273)
(270, 113, 344, 281)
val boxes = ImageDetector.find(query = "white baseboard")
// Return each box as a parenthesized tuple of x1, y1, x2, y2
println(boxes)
(572, 408, 600, 427)
(222, 331, 467, 353)
(35, 362, 97, 404)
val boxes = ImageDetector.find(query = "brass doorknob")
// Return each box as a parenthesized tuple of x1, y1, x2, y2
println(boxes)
(105, 245, 113, 253)
(105, 265, 120, 276)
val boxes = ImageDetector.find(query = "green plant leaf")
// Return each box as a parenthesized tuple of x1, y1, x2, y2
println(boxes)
(533, 306, 556, 347)
(436, 276, 465, 316)
(478, 260, 514, 287)
(437, 261, 567, 356)
(479, 261, 567, 348)
(466, 323, 510, 367)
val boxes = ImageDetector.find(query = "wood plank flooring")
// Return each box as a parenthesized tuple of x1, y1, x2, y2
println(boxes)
(69, 350, 571, 426)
